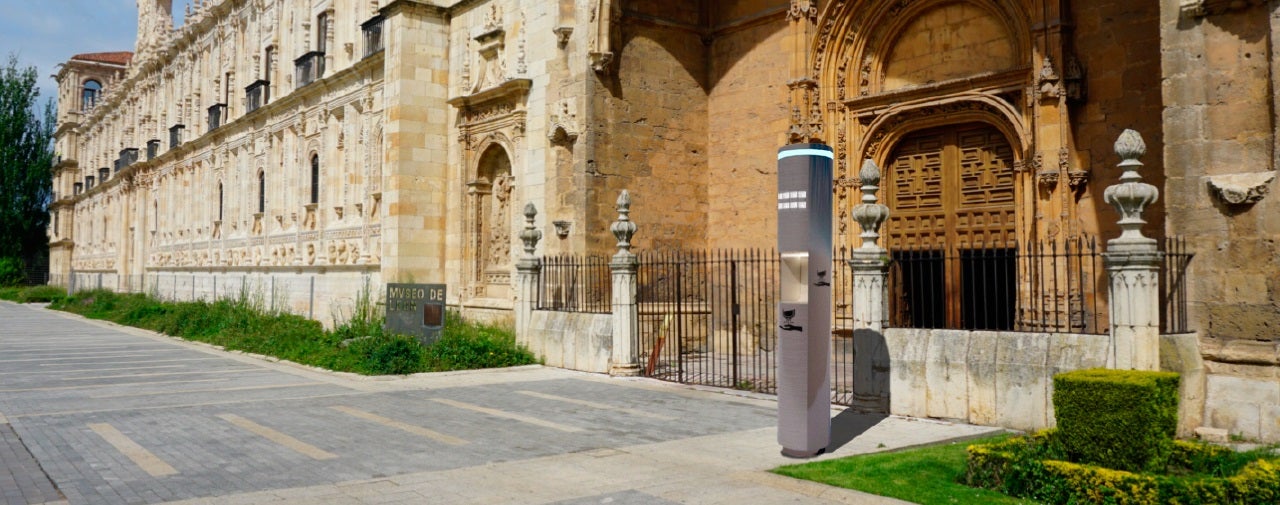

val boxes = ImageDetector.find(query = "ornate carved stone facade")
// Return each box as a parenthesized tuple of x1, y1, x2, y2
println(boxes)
(50, 0, 1280, 441)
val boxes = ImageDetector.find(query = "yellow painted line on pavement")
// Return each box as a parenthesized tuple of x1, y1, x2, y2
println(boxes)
(61, 368, 259, 381)
(329, 406, 468, 446)
(40, 357, 222, 367)
(0, 365, 186, 376)
(516, 390, 676, 420)
(431, 398, 584, 433)
(0, 378, 229, 393)
(95, 382, 325, 399)
(217, 414, 338, 460)
(87, 423, 179, 477)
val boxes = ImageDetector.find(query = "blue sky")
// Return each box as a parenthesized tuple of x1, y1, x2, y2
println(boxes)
(0, 0, 190, 109)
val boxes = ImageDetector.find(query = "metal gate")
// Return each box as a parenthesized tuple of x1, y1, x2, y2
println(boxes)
(635, 248, 886, 411)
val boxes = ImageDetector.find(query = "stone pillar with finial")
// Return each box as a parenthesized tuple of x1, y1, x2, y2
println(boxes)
(609, 190, 640, 376)
(1103, 129, 1162, 371)
(515, 202, 542, 350)
(848, 159, 892, 412)
(849, 159, 891, 332)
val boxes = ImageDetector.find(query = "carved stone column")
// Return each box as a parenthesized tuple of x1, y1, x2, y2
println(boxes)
(1103, 129, 1162, 371)
(515, 203, 542, 349)
(849, 160, 891, 411)
(609, 190, 640, 376)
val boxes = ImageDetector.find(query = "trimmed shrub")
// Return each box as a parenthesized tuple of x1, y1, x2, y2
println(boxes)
(965, 432, 1280, 505)
(1053, 368, 1180, 472)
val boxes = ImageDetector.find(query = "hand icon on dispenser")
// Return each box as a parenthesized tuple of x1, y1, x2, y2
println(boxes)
(779, 309, 804, 332)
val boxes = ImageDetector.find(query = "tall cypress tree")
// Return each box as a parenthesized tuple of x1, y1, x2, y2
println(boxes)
(0, 54, 55, 262)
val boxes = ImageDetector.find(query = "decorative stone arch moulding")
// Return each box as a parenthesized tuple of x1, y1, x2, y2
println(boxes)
(856, 95, 1030, 168)
(812, 0, 1033, 108)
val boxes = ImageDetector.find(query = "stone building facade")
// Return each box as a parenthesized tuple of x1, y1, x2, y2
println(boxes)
(52, 0, 1278, 441)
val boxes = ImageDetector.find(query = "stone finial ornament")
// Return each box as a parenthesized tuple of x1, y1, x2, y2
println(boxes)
(850, 159, 889, 250)
(611, 190, 636, 257)
(1103, 129, 1159, 245)
(520, 202, 541, 258)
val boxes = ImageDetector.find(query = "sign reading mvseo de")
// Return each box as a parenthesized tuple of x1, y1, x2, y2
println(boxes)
(385, 283, 446, 345)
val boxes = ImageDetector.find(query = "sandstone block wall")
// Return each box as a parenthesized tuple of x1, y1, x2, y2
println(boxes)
(527, 310, 612, 373)
(1074, 0, 1166, 240)
(1161, 0, 1280, 442)
(884, 328, 1111, 432)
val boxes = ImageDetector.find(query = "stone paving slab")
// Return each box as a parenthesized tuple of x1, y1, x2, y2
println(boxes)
(0, 301, 1003, 504)
(0, 422, 65, 505)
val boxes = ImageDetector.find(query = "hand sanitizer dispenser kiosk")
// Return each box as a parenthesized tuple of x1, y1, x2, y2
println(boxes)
(776, 143, 833, 458)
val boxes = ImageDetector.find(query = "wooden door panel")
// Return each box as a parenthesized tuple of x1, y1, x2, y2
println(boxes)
(884, 122, 1018, 328)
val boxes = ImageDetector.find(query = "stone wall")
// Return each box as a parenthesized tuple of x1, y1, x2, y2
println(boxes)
(1161, 0, 1280, 442)
(706, 11, 789, 249)
(67, 269, 380, 328)
(526, 310, 612, 373)
(1073, 0, 1166, 240)
(592, 3, 710, 254)
(884, 328, 1111, 432)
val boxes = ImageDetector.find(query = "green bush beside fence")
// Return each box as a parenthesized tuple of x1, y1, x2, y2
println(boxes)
(44, 289, 535, 376)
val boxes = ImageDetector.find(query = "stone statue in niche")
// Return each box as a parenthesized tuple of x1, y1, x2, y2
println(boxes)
(488, 173, 513, 268)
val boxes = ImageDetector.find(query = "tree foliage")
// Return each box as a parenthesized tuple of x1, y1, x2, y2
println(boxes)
(0, 54, 55, 260)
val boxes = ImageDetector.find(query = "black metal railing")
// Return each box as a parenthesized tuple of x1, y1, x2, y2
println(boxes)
(1160, 237, 1194, 334)
(169, 124, 185, 148)
(99, 167, 110, 183)
(295, 51, 325, 87)
(637, 249, 779, 394)
(362, 15, 385, 57)
(245, 80, 269, 113)
(536, 254, 611, 313)
(147, 139, 160, 160)
(888, 238, 1106, 334)
(208, 103, 228, 131)
(120, 147, 139, 167)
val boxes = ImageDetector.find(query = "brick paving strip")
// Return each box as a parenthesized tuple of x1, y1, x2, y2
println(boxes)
(86, 423, 179, 477)
(214, 414, 339, 460)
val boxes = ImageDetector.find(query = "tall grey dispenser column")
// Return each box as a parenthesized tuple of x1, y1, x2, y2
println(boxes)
(776, 143, 833, 458)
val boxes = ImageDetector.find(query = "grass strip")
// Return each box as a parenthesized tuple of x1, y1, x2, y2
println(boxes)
(772, 434, 1038, 505)
(37, 288, 535, 376)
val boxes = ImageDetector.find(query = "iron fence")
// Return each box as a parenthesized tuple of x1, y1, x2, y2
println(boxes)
(536, 254, 612, 313)
(887, 238, 1107, 334)
(1160, 237, 1194, 334)
(637, 249, 779, 394)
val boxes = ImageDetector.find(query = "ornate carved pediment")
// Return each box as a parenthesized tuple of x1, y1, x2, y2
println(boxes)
(449, 78, 531, 135)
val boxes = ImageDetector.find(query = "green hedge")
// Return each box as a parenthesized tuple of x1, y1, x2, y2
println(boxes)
(1053, 368, 1180, 472)
(965, 433, 1280, 505)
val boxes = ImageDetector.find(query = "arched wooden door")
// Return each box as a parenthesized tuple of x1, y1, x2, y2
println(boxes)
(884, 122, 1018, 329)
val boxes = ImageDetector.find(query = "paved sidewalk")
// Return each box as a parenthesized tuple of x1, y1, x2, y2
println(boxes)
(0, 302, 1001, 504)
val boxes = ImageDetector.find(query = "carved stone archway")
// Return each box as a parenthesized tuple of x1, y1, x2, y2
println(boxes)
(449, 78, 530, 302)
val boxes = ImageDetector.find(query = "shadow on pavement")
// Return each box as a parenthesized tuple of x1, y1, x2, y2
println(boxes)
(827, 410, 889, 453)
